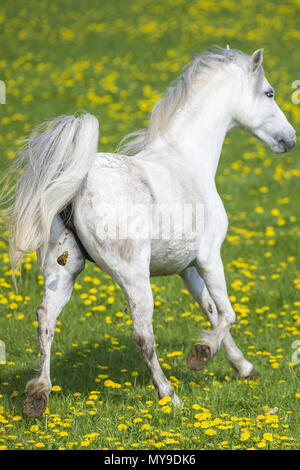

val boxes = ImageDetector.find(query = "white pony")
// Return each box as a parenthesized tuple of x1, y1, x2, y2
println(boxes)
(2, 47, 296, 417)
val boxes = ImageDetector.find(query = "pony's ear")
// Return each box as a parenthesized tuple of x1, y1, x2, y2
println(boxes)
(250, 48, 264, 72)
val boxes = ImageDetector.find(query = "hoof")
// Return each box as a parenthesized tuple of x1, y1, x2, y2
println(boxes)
(229, 361, 261, 379)
(187, 344, 211, 371)
(24, 390, 49, 417)
(244, 367, 261, 379)
(24, 380, 50, 417)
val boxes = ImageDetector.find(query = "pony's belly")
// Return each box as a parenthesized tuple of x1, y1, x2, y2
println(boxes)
(149, 238, 198, 276)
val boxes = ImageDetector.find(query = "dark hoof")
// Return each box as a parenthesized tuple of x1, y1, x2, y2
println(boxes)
(187, 344, 211, 371)
(24, 391, 49, 417)
(244, 367, 261, 379)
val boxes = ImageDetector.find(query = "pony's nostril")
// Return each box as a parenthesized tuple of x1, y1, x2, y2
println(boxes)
(278, 139, 288, 152)
(278, 138, 295, 152)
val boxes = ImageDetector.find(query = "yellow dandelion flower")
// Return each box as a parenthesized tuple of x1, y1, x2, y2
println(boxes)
(192, 404, 201, 410)
(240, 431, 251, 441)
(117, 423, 128, 431)
(205, 429, 216, 436)
(103, 379, 121, 388)
(158, 396, 172, 406)
(141, 423, 151, 431)
(161, 405, 171, 413)
(80, 441, 90, 447)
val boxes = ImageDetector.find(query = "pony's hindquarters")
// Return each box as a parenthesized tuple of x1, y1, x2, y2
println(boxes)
(2, 111, 99, 274)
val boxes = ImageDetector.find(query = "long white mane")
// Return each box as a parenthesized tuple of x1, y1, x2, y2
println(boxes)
(117, 47, 255, 155)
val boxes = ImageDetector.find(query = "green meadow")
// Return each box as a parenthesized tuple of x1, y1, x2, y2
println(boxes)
(0, 0, 299, 450)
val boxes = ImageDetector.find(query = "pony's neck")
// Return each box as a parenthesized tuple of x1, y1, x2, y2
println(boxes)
(156, 75, 235, 179)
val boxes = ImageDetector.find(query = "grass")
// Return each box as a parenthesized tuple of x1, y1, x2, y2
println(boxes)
(0, 0, 299, 451)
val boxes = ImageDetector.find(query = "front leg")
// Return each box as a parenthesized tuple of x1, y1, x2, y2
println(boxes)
(191, 193, 239, 357)
(181, 266, 259, 378)
(195, 252, 236, 357)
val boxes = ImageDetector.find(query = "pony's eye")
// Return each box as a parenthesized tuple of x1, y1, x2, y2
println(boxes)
(265, 90, 274, 98)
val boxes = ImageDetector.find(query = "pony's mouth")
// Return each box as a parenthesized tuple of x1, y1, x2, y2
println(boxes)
(271, 137, 296, 154)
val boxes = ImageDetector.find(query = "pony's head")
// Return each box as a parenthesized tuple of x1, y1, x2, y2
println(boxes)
(117, 46, 296, 156)
(232, 48, 296, 153)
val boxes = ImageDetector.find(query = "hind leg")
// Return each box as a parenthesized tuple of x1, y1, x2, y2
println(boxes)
(181, 267, 259, 378)
(24, 216, 85, 417)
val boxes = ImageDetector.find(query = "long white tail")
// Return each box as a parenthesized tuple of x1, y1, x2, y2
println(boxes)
(2, 111, 99, 274)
